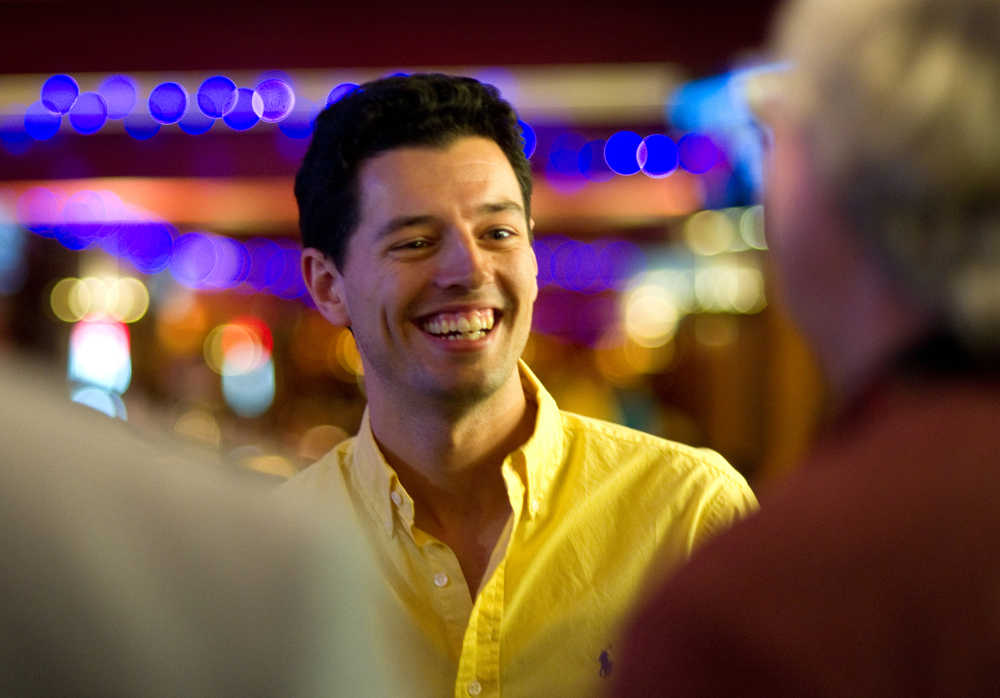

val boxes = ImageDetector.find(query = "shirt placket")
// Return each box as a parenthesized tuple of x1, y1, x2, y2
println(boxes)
(421, 539, 474, 656)
(455, 561, 504, 698)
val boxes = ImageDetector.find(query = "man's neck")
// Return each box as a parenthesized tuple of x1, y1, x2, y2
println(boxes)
(364, 370, 536, 592)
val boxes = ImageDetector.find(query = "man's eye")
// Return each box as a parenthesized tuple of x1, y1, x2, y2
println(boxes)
(487, 228, 514, 240)
(395, 239, 429, 250)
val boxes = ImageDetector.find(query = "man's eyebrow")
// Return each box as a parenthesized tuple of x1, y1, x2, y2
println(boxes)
(375, 201, 525, 239)
(375, 214, 436, 240)
(476, 200, 524, 216)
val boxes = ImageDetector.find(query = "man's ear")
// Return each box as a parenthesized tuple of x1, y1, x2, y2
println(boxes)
(301, 248, 351, 326)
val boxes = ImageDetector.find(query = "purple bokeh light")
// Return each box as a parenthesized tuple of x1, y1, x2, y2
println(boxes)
(40, 74, 79, 114)
(223, 88, 260, 131)
(252, 79, 296, 123)
(197, 76, 238, 119)
(97, 75, 137, 119)
(24, 101, 62, 141)
(148, 82, 188, 125)
(68, 92, 108, 135)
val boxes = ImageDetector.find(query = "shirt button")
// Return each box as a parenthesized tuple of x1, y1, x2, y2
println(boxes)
(467, 680, 482, 696)
(390, 491, 403, 506)
(433, 572, 449, 588)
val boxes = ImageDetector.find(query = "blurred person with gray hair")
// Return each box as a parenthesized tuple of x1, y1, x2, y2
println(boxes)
(0, 355, 397, 697)
(610, 0, 1000, 695)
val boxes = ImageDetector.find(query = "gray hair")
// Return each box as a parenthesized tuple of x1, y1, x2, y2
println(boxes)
(774, 0, 1000, 350)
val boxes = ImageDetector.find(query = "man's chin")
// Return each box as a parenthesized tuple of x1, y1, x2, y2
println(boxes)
(417, 366, 516, 408)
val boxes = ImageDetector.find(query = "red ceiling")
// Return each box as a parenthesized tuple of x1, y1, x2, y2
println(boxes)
(1, 0, 779, 77)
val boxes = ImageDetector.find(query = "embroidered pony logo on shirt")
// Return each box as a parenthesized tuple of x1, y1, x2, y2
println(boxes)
(599, 646, 613, 677)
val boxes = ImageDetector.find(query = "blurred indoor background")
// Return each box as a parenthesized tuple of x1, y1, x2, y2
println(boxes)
(0, 0, 825, 488)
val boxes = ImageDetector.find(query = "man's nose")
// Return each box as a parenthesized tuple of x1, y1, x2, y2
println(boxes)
(434, 231, 489, 289)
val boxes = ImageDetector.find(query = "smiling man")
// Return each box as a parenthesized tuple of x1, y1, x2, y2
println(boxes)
(281, 73, 756, 698)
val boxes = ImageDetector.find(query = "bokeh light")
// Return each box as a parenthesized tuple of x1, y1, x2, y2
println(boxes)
(623, 283, 681, 348)
(53, 275, 150, 324)
(174, 408, 222, 447)
(197, 76, 238, 118)
(148, 82, 188, 125)
(595, 327, 675, 385)
(550, 239, 604, 293)
(222, 356, 275, 418)
(156, 292, 208, 356)
(278, 95, 320, 139)
(223, 87, 260, 131)
(0, 218, 27, 295)
(117, 219, 174, 273)
(547, 131, 587, 177)
(604, 131, 643, 176)
(178, 101, 215, 135)
(252, 78, 296, 123)
(638, 134, 679, 178)
(24, 101, 62, 141)
(299, 424, 349, 460)
(244, 238, 281, 290)
(264, 245, 306, 298)
(71, 385, 127, 420)
(97, 74, 137, 119)
(518, 120, 536, 159)
(203, 316, 273, 376)
(579, 140, 615, 182)
(694, 261, 766, 313)
(684, 209, 736, 256)
(124, 109, 160, 140)
(329, 328, 364, 379)
(739, 204, 767, 249)
(68, 92, 108, 134)
(0, 105, 31, 155)
(243, 452, 296, 478)
(678, 133, 721, 174)
(202, 235, 251, 288)
(68, 319, 131, 394)
(170, 232, 216, 287)
(40, 74, 79, 114)
(56, 190, 106, 250)
(326, 82, 359, 106)
(17, 186, 62, 235)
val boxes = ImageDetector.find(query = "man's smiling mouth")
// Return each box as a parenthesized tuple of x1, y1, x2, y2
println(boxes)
(420, 309, 496, 341)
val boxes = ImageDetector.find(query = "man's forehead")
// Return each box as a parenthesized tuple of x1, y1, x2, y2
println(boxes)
(357, 137, 523, 212)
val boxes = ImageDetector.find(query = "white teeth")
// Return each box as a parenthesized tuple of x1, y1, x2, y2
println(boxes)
(446, 330, 485, 341)
(422, 309, 495, 339)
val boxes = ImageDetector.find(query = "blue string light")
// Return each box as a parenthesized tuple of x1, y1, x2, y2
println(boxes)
(178, 102, 215, 135)
(68, 92, 108, 135)
(24, 101, 62, 141)
(326, 82, 359, 106)
(223, 88, 260, 131)
(252, 78, 296, 123)
(97, 75, 137, 119)
(639, 134, 678, 178)
(40, 74, 79, 114)
(197, 76, 238, 118)
(123, 109, 160, 140)
(677, 133, 721, 174)
(604, 130, 643, 176)
(148, 82, 188, 125)
(518, 119, 536, 159)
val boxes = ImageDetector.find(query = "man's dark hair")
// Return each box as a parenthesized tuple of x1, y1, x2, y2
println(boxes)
(295, 73, 533, 270)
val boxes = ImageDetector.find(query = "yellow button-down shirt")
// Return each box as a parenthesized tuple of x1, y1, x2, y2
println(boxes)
(279, 362, 757, 698)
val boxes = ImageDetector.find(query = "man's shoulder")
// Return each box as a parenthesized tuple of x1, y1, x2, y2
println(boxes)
(278, 436, 358, 494)
(557, 409, 744, 485)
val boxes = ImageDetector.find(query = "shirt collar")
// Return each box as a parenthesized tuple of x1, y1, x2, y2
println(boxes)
(350, 360, 566, 536)
(510, 360, 566, 520)
(352, 409, 415, 537)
